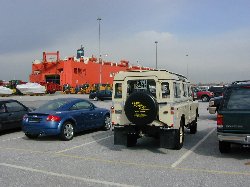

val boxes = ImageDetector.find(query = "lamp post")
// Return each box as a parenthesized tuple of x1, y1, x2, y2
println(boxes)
(186, 54, 189, 79)
(97, 17, 102, 83)
(155, 41, 158, 69)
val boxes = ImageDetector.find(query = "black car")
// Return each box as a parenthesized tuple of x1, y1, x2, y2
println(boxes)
(208, 86, 224, 97)
(217, 80, 250, 153)
(0, 99, 31, 131)
(89, 90, 112, 101)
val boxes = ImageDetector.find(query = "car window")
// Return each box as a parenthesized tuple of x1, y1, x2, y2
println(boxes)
(173, 82, 181, 98)
(127, 79, 156, 97)
(73, 101, 92, 110)
(38, 100, 68, 111)
(114, 83, 122, 98)
(183, 83, 188, 97)
(225, 88, 250, 110)
(0, 104, 6, 113)
(70, 104, 78, 110)
(161, 82, 170, 98)
(5, 102, 26, 112)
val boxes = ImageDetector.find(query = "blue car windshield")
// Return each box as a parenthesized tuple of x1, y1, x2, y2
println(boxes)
(38, 100, 68, 111)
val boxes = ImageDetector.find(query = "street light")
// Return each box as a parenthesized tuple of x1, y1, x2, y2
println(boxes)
(155, 41, 158, 69)
(97, 17, 102, 83)
(186, 54, 189, 79)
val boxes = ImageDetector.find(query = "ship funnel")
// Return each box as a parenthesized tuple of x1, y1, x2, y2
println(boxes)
(77, 45, 84, 59)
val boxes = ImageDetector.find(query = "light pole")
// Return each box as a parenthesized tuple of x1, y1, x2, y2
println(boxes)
(186, 54, 189, 79)
(97, 17, 102, 84)
(155, 41, 158, 69)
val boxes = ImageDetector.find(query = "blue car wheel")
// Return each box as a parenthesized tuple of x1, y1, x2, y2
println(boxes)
(103, 115, 111, 130)
(60, 122, 74, 141)
(25, 133, 39, 139)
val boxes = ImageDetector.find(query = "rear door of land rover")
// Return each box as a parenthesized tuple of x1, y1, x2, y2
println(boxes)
(219, 86, 250, 133)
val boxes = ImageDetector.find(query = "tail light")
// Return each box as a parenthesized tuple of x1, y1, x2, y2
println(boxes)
(171, 107, 174, 114)
(111, 106, 114, 114)
(46, 115, 61, 122)
(217, 114, 223, 127)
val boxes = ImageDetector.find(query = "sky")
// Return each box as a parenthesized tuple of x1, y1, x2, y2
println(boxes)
(0, 0, 250, 84)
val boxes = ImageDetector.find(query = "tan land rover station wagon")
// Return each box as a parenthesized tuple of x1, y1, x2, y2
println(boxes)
(111, 70, 199, 149)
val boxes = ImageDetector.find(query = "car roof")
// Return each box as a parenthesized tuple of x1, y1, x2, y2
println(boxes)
(52, 98, 88, 102)
(0, 99, 18, 103)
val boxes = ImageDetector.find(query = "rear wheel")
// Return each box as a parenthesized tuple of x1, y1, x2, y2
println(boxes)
(190, 113, 198, 134)
(174, 121, 184, 150)
(25, 133, 39, 139)
(201, 95, 209, 102)
(219, 141, 231, 153)
(190, 121, 197, 134)
(60, 122, 74, 141)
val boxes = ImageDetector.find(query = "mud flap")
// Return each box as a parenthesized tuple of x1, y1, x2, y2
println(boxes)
(114, 127, 127, 145)
(159, 129, 176, 149)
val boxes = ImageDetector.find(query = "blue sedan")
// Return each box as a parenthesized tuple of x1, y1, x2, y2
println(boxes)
(22, 98, 111, 140)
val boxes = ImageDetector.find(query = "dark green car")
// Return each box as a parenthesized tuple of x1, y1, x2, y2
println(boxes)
(217, 81, 250, 153)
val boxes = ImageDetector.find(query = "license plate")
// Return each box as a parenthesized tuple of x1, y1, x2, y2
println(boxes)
(28, 118, 41, 123)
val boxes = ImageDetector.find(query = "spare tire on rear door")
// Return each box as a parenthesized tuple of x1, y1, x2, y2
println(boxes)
(124, 92, 158, 126)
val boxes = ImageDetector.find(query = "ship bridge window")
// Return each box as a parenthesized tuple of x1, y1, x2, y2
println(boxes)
(34, 71, 40, 74)
(58, 68, 63, 73)
(74, 68, 82, 74)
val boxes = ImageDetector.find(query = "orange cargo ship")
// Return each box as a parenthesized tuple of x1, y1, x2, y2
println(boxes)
(30, 47, 152, 88)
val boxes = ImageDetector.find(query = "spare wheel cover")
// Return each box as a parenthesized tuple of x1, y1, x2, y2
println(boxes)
(124, 92, 158, 125)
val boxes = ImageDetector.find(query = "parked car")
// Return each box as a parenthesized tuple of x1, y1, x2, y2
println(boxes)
(217, 80, 250, 153)
(207, 96, 223, 114)
(208, 86, 225, 97)
(195, 90, 214, 102)
(89, 90, 112, 101)
(0, 99, 31, 131)
(22, 98, 111, 140)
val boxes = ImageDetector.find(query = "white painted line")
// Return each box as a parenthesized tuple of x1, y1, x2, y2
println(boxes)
(0, 162, 139, 187)
(56, 135, 113, 154)
(171, 128, 215, 168)
(1, 136, 22, 142)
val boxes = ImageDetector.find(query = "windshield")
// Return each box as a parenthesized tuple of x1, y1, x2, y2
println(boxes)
(37, 100, 68, 111)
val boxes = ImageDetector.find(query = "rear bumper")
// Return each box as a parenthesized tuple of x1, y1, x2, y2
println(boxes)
(217, 132, 250, 144)
(22, 122, 61, 136)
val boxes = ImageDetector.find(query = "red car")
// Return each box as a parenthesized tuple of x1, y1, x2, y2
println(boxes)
(196, 90, 214, 102)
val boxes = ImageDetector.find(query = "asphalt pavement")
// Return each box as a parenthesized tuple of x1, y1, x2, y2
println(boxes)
(0, 95, 250, 187)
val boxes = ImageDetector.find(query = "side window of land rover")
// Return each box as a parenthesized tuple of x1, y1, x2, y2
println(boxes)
(174, 82, 181, 98)
(162, 82, 170, 98)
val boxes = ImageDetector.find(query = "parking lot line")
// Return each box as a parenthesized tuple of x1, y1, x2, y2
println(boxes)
(0, 162, 139, 187)
(55, 135, 113, 154)
(171, 128, 216, 168)
(1, 146, 250, 177)
(1, 136, 22, 142)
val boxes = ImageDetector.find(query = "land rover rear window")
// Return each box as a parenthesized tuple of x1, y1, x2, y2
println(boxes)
(114, 83, 122, 98)
(225, 88, 250, 110)
(127, 79, 156, 97)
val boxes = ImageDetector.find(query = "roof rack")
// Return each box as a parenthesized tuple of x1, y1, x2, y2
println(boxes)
(232, 80, 250, 84)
